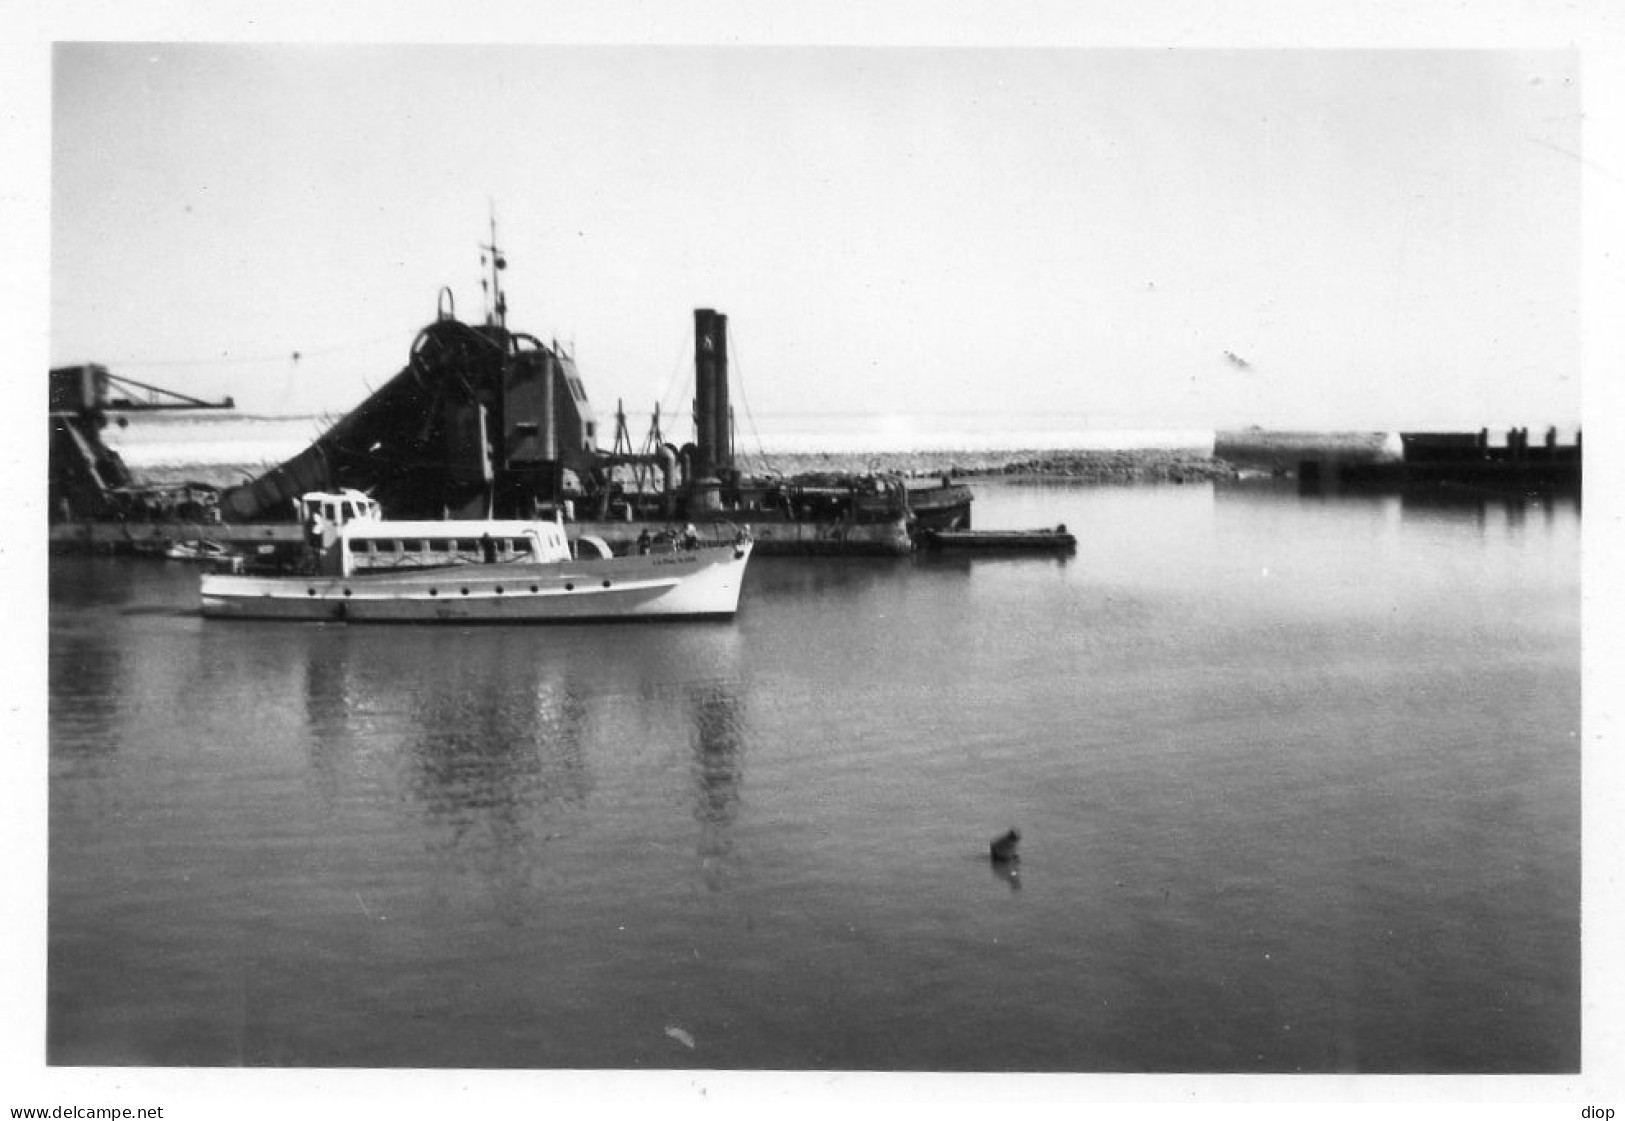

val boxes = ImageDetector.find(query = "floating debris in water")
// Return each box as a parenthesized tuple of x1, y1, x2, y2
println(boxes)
(665, 1025, 696, 1049)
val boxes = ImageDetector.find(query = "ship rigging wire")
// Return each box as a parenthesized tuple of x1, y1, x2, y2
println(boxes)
(103, 331, 405, 370)
(654, 329, 694, 444)
(643, 318, 770, 470)
(725, 327, 772, 471)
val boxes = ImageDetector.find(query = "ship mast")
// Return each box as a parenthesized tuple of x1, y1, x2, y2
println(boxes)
(479, 206, 508, 331)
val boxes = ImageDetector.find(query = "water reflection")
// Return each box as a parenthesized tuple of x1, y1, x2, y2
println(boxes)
(911, 552, 1072, 576)
(1226, 475, 1581, 533)
(1286, 471, 1578, 522)
(989, 857, 1021, 892)
(746, 558, 903, 599)
(688, 680, 745, 892)
(301, 631, 371, 811)
(409, 678, 586, 822)
(287, 619, 763, 912)
(1397, 485, 1578, 527)
(48, 555, 147, 608)
(49, 560, 137, 768)
(408, 672, 590, 923)
(294, 627, 597, 919)
(49, 629, 125, 766)
(302, 632, 352, 765)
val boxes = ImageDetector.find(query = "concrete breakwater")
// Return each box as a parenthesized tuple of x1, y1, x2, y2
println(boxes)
(1210, 427, 1581, 489)
(1212, 429, 1398, 473)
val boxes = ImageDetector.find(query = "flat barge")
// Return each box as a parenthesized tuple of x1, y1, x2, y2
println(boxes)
(917, 526, 1076, 553)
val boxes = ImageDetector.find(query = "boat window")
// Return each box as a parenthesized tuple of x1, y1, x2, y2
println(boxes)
(429, 540, 451, 553)
(404, 540, 424, 554)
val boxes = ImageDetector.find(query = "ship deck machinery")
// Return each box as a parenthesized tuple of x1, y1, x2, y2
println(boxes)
(52, 231, 972, 559)
(572, 308, 973, 556)
(49, 363, 236, 528)
(210, 236, 970, 556)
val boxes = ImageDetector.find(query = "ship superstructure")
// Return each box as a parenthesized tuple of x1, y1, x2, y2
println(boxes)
(51, 222, 974, 558)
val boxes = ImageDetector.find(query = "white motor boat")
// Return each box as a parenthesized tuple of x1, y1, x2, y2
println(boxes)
(200, 516, 753, 623)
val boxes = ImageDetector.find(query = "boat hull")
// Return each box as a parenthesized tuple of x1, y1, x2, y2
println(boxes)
(200, 542, 752, 623)
(572, 515, 915, 557)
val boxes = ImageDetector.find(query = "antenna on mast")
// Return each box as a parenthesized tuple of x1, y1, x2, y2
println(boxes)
(479, 202, 508, 330)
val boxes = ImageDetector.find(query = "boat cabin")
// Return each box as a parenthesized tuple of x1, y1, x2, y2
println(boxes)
(337, 519, 575, 576)
(297, 489, 382, 529)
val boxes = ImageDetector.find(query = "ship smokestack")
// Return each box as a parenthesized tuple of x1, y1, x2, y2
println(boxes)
(694, 308, 714, 477)
(693, 308, 733, 480)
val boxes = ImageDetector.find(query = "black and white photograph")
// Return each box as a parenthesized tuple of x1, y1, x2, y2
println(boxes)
(7, 2, 1622, 1116)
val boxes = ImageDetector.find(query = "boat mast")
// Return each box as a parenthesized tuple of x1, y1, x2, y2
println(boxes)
(479, 205, 508, 331)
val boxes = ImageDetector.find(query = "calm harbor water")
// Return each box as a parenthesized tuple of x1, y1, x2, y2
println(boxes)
(47, 479, 1581, 1072)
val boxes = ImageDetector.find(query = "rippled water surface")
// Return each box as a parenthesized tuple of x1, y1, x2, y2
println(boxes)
(47, 480, 1581, 1071)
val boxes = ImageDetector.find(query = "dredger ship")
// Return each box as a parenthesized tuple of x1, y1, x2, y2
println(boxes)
(50, 230, 973, 561)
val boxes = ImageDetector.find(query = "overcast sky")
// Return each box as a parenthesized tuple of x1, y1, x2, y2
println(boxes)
(48, 42, 1585, 432)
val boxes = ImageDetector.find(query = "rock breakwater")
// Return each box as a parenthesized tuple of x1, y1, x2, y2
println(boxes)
(735, 448, 1237, 482)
